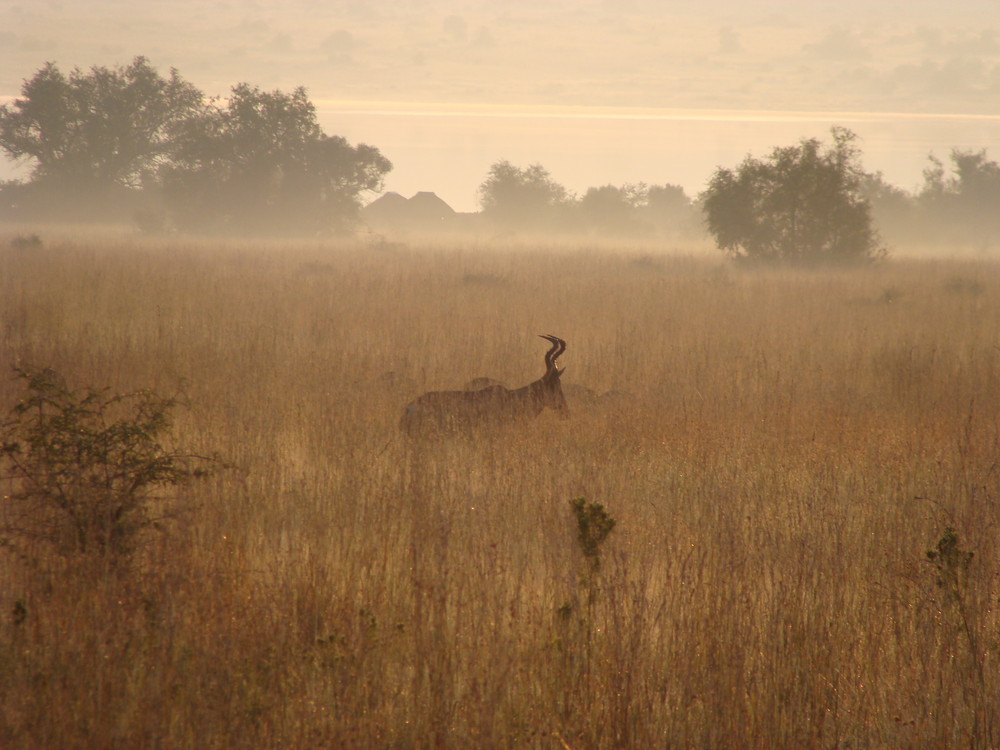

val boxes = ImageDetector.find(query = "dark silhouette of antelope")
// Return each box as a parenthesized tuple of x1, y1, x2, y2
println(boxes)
(401, 335, 568, 435)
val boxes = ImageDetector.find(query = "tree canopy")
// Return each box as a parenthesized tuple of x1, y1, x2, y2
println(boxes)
(161, 83, 391, 233)
(579, 184, 645, 235)
(3, 56, 998, 247)
(0, 57, 202, 192)
(0, 58, 391, 232)
(478, 160, 572, 230)
(919, 149, 1000, 245)
(701, 128, 884, 264)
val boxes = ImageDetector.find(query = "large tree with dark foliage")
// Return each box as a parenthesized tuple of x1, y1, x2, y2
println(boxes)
(160, 84, 391, 233)
(0, 59, 391, 232)
(0, 57, 202, 219)
(702, 127, 884, 264)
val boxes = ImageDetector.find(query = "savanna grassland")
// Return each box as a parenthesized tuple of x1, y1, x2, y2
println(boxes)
(1, 231, 999, 749)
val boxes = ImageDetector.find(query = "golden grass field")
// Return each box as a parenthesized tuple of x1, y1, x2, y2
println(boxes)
(1, 230, 999, 748)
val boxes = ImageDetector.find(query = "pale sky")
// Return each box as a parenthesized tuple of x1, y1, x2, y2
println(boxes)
(2, 1, 999, 210)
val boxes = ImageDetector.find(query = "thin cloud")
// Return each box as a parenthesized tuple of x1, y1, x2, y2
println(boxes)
(887, 56, 988, 100)
(442, 15, 467, 42)
(717, 26, 743, 54)
(320, 29, 363, 65)
(802, 26, 872, 62)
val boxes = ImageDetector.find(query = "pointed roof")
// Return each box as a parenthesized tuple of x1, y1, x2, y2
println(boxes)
(363, 191, 408, 214)
(407, 191, 456, 219)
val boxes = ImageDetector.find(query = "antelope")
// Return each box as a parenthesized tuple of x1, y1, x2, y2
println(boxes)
(401, 335, 568, 435)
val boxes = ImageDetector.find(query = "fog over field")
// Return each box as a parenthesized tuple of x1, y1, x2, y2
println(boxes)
(2, 0, 999, 209)
(3, 236, 1000, 747)
(5, 3, 1000, 747)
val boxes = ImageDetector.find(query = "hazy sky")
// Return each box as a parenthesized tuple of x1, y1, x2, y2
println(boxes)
(2, 0, 999, 210)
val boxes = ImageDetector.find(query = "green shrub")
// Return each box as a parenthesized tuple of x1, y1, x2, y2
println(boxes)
(1, 366, 216, 563)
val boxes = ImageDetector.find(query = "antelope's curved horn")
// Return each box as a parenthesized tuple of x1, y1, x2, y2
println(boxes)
(539, 334, 566, 372)
(553, 336, 566, 365)
(540, 334, 557, 371)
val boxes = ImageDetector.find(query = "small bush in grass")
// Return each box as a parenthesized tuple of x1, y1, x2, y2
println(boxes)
(570, 497, 616, 583)
(0, 366, 217, 564)
(560, 497, 617, 621)
(9, 233, 42, 250)
(925, 525, 981, 668)
(554, 497, 618, 725)
(924, 526, 996, 747)
(926, 526, 974, 595)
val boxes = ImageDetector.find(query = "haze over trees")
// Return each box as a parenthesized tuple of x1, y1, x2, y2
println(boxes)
(2, 56, 1000, 254)
(917, 149, 1000, 247)
(159, 84, 391, 234)
(477, 160, 574, 231)
(578, 182, 702, 239)
(477, 160, 702, 240)
(0, 57, 391, 233)
(0, 57, 202, 221)
(855, 148, 1000, 253)
(473, 139, 1000, 256)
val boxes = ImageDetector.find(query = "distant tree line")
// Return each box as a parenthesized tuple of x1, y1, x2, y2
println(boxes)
(477, 160, 703, 241)
(481, 129, 1000, 264)
(863, 148, 1000, 251)
(3, 57, 999, 260)
(0, 57, 391, 233)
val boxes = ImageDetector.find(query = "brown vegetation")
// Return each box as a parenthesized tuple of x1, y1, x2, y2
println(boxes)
(1, 231, 999, 748)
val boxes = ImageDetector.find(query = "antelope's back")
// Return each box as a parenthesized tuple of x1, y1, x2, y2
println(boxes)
(400, 385, 513, 435)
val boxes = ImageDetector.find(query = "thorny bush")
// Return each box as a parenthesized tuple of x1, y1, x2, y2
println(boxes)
(0, 366, 217, 563)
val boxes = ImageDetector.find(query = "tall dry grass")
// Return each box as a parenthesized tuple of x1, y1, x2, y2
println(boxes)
(1, 232, 999, 748)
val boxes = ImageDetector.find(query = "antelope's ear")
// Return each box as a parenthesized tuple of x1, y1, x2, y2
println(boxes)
(557, 365, 566, 376)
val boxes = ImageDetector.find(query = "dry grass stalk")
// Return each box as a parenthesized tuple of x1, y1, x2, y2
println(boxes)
(1, 233, 999, 748)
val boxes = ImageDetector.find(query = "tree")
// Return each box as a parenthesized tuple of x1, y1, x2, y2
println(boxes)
(578, 183, 647, 236)
(919, 149, 1000, 247)
(161, 84, 391, 233)
(859, 171, 917, 246)
(701, 127, 885, 264)
(1, 367, 217, 562)
(0, 57, 202, 219)
(642, 183, 702, 238)
(478, 160, 572, 230)
(645, 183, 690, 214)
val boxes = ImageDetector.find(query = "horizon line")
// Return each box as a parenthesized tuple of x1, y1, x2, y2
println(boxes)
(313, 100, 1000, 124)
(3, 91, 997, 124)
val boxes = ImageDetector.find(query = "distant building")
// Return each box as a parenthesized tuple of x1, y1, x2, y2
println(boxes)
(362, 191, 474, 233)
(362, 191, 410, 228)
